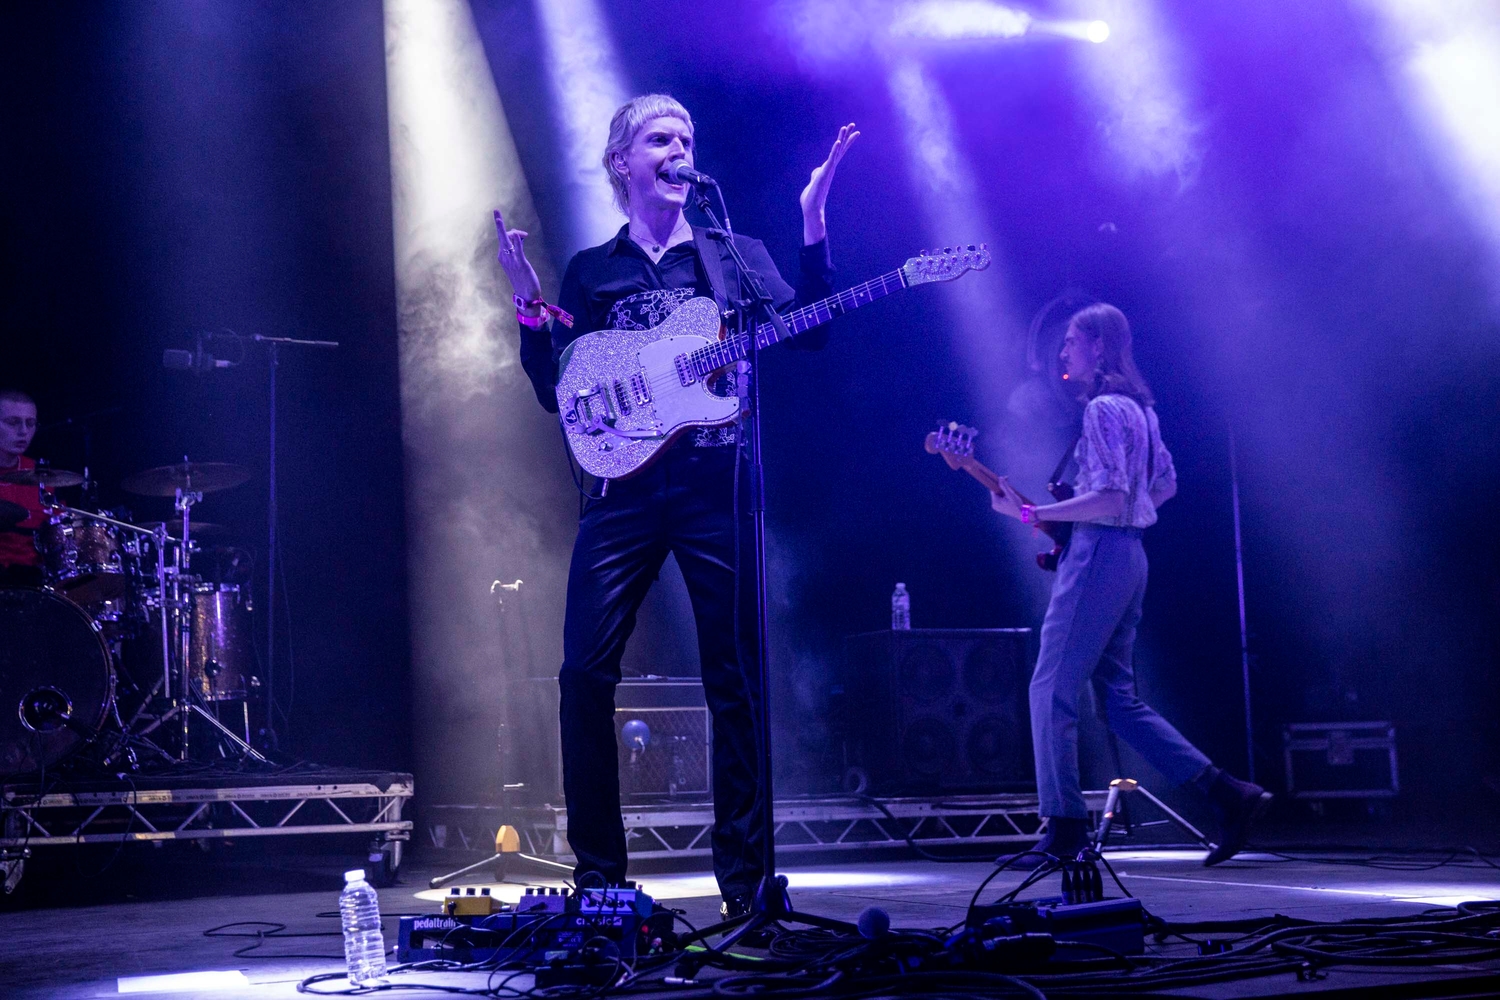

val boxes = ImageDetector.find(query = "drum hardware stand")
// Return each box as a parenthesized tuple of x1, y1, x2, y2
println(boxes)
(39, 486, 266, 765)
(152, 485, 267, 764)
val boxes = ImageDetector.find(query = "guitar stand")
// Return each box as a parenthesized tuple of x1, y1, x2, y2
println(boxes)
(1092, 778, 1215, 853)
(428, 820, 573, 890)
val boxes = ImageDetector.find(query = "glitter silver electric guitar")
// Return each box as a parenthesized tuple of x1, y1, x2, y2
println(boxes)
(556, 244, 991, 480)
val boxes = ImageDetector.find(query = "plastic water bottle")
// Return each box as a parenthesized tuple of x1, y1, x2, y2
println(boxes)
(339, 868, 388, 985)
(891, 583, 911, 630)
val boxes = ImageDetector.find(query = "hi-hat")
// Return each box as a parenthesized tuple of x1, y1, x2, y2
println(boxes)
(137, 520, 229, 539)
(122, 462, 251, 497)
(0, 466, 85, 488)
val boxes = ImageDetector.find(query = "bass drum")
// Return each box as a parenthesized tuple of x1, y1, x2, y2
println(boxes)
(0, 589, 114, 777)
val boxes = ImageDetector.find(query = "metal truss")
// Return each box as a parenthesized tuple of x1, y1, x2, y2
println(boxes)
(424, 791, 1172, 863)
(1, 778, 414, 857)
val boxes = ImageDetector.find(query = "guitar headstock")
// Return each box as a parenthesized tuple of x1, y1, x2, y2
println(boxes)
(923, 420, 980, 472)
(902, 244, 992, 286)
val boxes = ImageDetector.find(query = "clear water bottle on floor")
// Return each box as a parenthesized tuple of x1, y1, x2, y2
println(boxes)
(891, 582, 911, 630)
(339, 868, 388, 985)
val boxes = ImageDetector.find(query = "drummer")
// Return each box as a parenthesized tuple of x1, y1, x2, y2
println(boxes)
(0, 388, 45, 586)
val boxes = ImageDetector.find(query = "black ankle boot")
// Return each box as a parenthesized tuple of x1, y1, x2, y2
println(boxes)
(1203, 773, 1272, 867)
(997, 816, 1091, 868)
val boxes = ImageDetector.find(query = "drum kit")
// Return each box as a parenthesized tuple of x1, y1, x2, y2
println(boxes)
(0, 460, 269, 778)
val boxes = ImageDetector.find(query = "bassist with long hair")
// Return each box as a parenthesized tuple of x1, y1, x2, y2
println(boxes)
(990, 303, 1269, 866)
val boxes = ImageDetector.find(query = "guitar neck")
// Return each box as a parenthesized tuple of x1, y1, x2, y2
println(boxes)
(959, 458, 1038, 507)
(686, 269, 908, 377)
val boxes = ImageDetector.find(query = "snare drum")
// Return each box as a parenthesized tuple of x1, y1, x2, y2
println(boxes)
(0, 588, 115, 776)
(189, 583, 255, 702)
(35, 511, 137, 607)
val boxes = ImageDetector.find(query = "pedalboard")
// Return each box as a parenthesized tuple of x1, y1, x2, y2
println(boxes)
(397, 884, 673, 970)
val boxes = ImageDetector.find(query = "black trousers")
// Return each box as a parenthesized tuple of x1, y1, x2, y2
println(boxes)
(558, 443, 763, 898)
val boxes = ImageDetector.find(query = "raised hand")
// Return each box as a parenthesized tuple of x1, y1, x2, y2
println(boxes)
(800, 123, 860, 245)
(493, 208, 542, 306)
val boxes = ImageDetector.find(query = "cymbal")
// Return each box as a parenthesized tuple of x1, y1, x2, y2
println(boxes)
(137, 520, 229, 539)
(122, 462, 251, 497)
(0, 466, 85, 488)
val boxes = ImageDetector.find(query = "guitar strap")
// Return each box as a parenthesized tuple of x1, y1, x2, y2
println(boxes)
(691, 226, 732, 315)
(1047, 436, 1078, 490)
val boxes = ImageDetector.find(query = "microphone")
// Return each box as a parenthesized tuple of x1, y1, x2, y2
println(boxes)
(857, 906, 891, 940)
(665, 161, 717, 187)
(163, 339, 237, 375)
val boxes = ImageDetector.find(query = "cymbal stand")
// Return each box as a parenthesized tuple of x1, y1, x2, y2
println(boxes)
(160, 486, 267, 763)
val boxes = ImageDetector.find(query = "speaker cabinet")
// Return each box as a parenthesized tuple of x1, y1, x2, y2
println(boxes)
(614, 680, 711, 801)
(842, 629, 1034, 795)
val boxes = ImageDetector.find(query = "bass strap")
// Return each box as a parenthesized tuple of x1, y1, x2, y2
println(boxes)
(1046, 436, 1079, 496)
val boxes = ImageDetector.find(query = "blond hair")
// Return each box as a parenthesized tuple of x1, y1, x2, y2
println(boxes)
(602, 94, 694, 213)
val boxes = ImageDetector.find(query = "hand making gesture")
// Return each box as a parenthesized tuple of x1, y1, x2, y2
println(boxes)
(800, 123, 860, 246)
(493, 207, 543, 311)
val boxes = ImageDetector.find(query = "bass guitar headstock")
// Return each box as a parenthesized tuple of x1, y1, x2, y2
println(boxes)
(902, 244, 991, 286)
(923, 420, 980, 472)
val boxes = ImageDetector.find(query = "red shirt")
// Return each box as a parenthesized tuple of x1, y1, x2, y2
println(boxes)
(0, 456, 46, 567)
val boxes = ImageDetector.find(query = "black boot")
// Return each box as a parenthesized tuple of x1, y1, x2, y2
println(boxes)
(1203, 772, 1272, 867)
(997, 817, 1091, 868)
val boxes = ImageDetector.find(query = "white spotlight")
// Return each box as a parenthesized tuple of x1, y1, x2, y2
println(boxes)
(533, 0, 629, 247)
(1087, 19, 1110, 43)
(891, 1, 1033, 40)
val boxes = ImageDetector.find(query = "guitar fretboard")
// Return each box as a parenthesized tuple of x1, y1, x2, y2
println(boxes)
(686, 269, 908, 379)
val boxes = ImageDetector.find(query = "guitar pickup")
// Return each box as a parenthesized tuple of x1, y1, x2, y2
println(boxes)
(630, 373, 651, 405)
(612, 379, 631, 416)
(674, 353, 696, 386)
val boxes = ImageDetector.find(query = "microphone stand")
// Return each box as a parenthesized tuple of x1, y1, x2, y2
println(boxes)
(678, 187, 854, 957)
(240, 333, 339, 749)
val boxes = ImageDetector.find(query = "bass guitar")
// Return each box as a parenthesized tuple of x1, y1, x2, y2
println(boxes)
(923, 421, 1073, 572)
(556, 245, 991, 480)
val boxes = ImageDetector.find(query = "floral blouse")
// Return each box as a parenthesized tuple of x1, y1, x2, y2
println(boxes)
(1071, 393, 1176, 528)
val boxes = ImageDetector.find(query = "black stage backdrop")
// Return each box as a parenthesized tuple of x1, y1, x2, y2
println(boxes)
(3, 1, 1497, 823)
(0, 3, 410, 772)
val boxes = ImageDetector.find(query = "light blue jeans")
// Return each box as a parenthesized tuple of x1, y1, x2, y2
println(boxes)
(1031, 524, 1212, 819)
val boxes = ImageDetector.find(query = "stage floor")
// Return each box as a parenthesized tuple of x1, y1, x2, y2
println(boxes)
(4, 847, 1499, 999)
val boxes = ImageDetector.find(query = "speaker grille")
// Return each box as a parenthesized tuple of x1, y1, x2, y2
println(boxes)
(844, 629, 1033, 795)
(899, 644, 956, 705)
